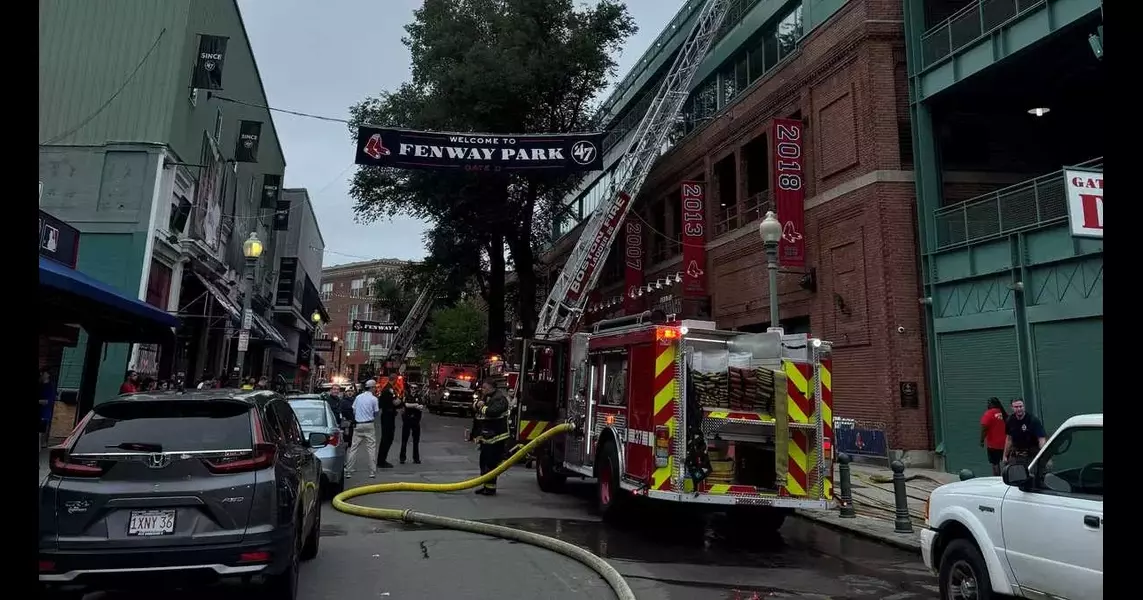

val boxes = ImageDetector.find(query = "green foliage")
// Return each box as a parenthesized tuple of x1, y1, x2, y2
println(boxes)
(371, 277, 419, 324)
(417, 301, 488, 364)
(348, 0, 637, 335)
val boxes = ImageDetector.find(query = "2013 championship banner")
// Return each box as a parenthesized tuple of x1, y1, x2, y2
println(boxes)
(355, 126, 604, 173)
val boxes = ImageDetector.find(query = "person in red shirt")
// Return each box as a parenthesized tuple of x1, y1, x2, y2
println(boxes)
(119, 371, 139, 395)
(979, 397, 1008, 475)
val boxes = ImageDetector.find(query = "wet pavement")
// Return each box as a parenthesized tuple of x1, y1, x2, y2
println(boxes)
(79, 412, 939, 599)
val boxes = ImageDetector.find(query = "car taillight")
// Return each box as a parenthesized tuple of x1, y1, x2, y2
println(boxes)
(654, 426, 671, 468)
(238, 551, 271, 563)
(39, 560, 56, 573)
(48, 448, 105, 478)
(327, 430, 341, 447)
(203, 443, 277, 474)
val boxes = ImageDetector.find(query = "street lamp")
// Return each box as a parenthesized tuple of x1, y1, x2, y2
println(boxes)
(309, 310, 322, 391)
(758, 211, 783, 332)
(235, 232, 264, 384)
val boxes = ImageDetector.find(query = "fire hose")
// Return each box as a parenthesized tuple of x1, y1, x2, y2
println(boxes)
(332, 422, 636, 600)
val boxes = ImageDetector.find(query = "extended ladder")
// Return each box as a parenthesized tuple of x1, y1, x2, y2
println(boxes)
(534, 0, 731, 340)
(386, 287, 435, 364)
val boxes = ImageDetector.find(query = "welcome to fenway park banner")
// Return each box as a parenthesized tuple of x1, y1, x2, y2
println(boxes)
(355, 126, 604, 173)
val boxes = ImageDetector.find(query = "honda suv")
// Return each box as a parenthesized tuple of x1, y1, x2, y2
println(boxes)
(39, 389, 326, 600)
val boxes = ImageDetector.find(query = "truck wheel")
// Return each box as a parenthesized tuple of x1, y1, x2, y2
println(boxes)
(595, 441, 626, 521)
(938, 539, 992, 600)
(536, 445, 566, 493)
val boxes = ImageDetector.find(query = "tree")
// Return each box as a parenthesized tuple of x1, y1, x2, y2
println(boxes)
(371, 277, 419, 325)
(349, 0, 636, 341)
(417, 301, 488, 364)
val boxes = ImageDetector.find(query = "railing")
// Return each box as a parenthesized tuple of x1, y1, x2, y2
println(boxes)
(741, 190, 773, 225)
(932, 157, 1102, 250)
(918, 0, 1045, 70)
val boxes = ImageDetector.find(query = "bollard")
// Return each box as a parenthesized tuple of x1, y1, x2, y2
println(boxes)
(958, 469, 975, 481)
(890, 460, 913, 533)
(837, 453, 856, 519)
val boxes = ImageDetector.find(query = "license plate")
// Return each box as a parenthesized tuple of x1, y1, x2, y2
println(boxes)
(127, 509, 176, 536)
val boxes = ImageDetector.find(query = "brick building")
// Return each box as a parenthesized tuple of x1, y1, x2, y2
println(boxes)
(318, 259, 412, 383)
(542, 0, 931, 451)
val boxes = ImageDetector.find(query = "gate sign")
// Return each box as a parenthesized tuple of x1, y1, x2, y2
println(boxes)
(1065, 169, 1103, 239)
(351, 319, 399, 334)
(355, 126, 604, 173)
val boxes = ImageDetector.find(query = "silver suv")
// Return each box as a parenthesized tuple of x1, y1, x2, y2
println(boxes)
(38, 389, 325, 600)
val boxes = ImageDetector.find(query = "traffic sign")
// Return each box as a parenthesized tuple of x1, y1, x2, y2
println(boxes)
(351, 319, 398, 334)
(237, 330, 250, 352)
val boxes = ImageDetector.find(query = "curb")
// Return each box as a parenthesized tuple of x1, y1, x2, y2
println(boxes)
(794, 510, 922, 553)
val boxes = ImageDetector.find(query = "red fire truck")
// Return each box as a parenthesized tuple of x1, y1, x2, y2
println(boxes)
(517, 316, 834, 529)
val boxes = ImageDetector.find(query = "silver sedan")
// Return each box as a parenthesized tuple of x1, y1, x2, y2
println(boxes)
(288, 396, 348, 495)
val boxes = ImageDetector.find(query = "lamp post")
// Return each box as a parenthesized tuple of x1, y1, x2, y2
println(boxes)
(333, 336, 341, 378)
(309, 309, 322, 392)
(235, 232, 264, 383)
(758, 211, 783, 332)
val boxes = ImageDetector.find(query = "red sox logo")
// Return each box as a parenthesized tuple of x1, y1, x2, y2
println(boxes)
(363, 133, 392, 159)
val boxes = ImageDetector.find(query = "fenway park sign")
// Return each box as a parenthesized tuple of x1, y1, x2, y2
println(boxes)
(355, 126, 604, 173)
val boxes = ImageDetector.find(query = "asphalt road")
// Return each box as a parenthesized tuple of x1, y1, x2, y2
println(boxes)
(92, 412, 941, 600)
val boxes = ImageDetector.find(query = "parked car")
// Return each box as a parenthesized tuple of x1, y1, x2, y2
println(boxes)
(287, 394, 348, 495)
(921, 413, 1103, 600)
(39, 389, 326, 600)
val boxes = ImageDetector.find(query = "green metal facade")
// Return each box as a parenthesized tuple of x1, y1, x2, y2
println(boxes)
(40, 0, 287, 403)
(904, 0, 1103, 473)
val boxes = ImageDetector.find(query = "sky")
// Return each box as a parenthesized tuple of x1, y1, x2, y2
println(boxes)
(237, 0, 677, 267)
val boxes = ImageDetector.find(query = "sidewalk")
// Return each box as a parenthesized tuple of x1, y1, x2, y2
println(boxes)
(796, 460, 962, 552)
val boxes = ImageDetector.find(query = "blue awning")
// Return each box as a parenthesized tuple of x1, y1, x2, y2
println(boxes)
(40, 256, 180, 331)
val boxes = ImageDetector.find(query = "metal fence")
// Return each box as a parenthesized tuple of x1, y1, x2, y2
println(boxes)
(933, 157, 1102, 251)
(833, 418, 890, 459)
(919, 0, 1046, 69)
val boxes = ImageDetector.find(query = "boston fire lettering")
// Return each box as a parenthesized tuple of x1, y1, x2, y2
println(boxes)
(397, 143, 565, 162)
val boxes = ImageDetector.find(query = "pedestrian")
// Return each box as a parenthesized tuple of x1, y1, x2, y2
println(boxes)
(472, 378, 511, 496)
(979, 397, 1008, 476)
(39, 369, 57, 449)
(376, 376, 400, 469)
(1003, 398, 1047, 468)
(119, 370, 139, 394)
(345, 379, 380, 479)
(256, 376, 270, 390)
(399, 383, 425, 465)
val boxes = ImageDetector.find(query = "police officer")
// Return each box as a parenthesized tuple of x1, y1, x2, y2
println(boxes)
(472, 378, 511, 496)
(399, 383, 425, 464)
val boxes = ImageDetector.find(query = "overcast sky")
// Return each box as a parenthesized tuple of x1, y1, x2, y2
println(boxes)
(238, 0, 676, 267)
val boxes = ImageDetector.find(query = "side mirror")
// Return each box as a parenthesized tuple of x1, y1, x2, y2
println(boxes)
(1002, 463, 1029, 487)
(307, 432, 331, 448)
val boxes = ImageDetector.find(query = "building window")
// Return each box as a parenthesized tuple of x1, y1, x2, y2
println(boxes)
(346, 331, 358, 352)
(321, 282, 333, 300)
(145, 260, 173, 310)
(351, 278, 364, 297)
(349, 305, 359, 322)
(212, 107, 224, 143)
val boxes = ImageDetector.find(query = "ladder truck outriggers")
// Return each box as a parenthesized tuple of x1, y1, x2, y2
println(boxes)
(514, 0, 836, 530)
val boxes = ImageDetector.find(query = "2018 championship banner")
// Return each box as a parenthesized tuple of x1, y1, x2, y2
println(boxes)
(355, 126, 604, 173)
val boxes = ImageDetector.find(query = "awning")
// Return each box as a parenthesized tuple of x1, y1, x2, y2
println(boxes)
(39, 256, 179, 342)
(192, 272, 241, 322)
(252, 313, 289, 348)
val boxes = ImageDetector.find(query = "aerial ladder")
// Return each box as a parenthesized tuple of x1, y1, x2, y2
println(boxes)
(514, 0, 731, 459)
(534, 0, 731, 340)
(385, 286, 436, 367)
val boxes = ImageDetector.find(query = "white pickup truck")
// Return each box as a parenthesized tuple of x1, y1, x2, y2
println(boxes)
(920, 413, 1103, 600)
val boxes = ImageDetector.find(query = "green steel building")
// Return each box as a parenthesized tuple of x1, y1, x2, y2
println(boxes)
(39, 0, 289, 406)
(904, 0, 1103, 474)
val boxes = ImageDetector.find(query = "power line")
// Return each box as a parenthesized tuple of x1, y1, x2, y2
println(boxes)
(40, 28, 169, 145)
(212, 94, 352, 125)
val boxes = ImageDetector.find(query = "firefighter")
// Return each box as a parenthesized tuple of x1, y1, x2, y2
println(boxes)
(472, 378, 511, 496)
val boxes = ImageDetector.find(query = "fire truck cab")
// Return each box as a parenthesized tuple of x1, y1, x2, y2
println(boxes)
(519, 312, 835, 529)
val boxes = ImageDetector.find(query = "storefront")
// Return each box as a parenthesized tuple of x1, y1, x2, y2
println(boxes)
(39, 209, 179, 436)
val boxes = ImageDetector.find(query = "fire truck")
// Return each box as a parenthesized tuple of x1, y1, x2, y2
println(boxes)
(512, 0, 834, 529)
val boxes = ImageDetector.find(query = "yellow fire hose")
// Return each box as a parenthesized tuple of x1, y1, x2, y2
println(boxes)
(332, 423, 636, 600)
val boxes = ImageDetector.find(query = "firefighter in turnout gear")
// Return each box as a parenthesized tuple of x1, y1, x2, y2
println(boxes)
(473, 378, 511, 496)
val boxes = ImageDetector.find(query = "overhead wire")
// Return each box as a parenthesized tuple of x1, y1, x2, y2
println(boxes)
(40, 28, 169, 145)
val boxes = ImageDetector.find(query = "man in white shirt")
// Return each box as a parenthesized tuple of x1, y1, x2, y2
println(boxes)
(345, 379, 380, 479)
